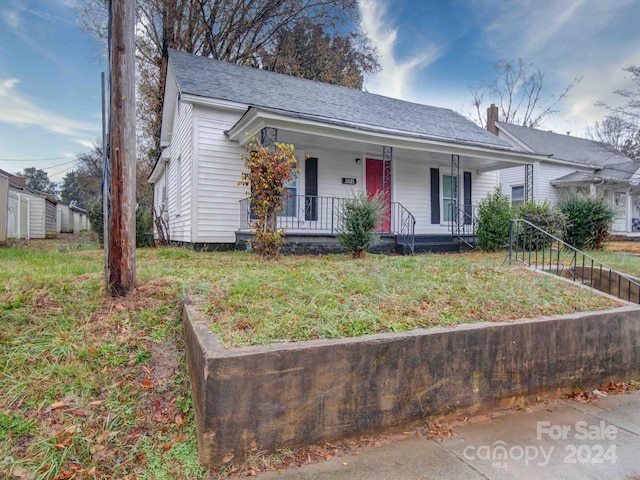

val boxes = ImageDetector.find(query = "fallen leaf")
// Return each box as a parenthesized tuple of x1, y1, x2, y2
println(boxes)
(12, 466, 35, 479)
(49, 401, 67, 410)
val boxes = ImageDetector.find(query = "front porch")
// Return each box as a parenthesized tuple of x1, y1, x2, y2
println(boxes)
(237, 194, 477, 254)
(226, 115, 543, 253)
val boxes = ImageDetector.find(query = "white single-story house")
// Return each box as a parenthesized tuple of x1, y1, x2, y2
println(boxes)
(57, 203, 90, 234)
(70, 203, 90, 233)
(57, 204, 73, 233)
(6, 173, 57, 240)
(487, 108, 640, 234)
(0, 169, 8, 244)
(150, 50, 555, 253)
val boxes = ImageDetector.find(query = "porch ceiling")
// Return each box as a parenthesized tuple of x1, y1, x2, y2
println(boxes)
(226, 107, 545, 172)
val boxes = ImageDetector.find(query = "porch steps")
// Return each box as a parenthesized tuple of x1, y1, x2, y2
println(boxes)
(397, 235, 464, 255)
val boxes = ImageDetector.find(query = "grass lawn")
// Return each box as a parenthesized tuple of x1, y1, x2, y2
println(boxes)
(0, 237, 631, 479)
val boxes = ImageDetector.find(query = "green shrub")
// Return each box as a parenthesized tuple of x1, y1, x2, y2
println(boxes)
(136, 206, 154, 248)
(476, 187, 513, 251)
(557, 193, 615, 250)
(87, 199, 155, 248)
(87, 199, 104, 244)
(515, 200, 566, 248)
(337, 192, 382, 258)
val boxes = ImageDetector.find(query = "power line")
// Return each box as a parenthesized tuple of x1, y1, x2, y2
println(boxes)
(0, 156, 72, 162)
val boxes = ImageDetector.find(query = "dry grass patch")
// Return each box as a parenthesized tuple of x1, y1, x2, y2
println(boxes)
(0, 240, 632, 479)
(201, 251, 622, 347)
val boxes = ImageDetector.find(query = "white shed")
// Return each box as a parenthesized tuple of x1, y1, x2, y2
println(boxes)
(0, 170, 8, 244)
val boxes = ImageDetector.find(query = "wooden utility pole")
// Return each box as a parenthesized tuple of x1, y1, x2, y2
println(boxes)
(107, 0, 136, 296)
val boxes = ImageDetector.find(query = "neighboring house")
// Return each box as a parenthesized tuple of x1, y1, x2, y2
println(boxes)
(57, 204, 74, 233)
(0, 170, 8, 244)
(6, 172, 58, 239)
(70, 203, 90, 233)
(149, 50, 545, 253)
(57, 202, 90, 234)
(488, 107, 640, 233)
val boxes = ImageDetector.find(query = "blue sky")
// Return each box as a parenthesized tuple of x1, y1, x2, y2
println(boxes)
(0, 0, 639, 183)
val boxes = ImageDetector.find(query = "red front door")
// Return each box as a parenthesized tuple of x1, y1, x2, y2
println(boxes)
(366, 158, 390, 231)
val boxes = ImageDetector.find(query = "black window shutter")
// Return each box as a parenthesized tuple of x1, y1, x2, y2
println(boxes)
(464, 171, 472, 225)
(305, 157, 318, 221)
(430, 168, 440, 224)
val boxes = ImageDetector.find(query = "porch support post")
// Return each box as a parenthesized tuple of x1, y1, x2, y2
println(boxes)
(261, 127, 278, 148)
(260, 127, 278, 231)
(382, 146, 392, 233)
(525, 163, 534, 202)
(451, 154, 460, 234)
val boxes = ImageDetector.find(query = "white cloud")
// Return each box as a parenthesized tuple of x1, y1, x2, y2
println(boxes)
(358, 0, 440, 100)
(469, 0, 640, 135)
(2, 8, 20, 28)
(75, 139, 96, 149)
(0, 78, 98, 137)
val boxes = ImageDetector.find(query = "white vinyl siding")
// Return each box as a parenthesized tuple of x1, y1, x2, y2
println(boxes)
(195, 108, 246, 243)
(167, 103, 193, 242)
(57, 205, 72, 233)
(0, 174, 7, 243)
(395, 155, 498, 235)
(499, 161, 587, 204)
(28, 194, 45, 239)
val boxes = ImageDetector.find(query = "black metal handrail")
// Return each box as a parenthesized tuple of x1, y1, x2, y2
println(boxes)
(390, 202, 416, 254)
(239, 195, 416, 253)
(509, 219, 640, 304)
(448, 203, 476, 249)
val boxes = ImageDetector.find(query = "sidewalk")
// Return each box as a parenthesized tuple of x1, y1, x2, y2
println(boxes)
(258, 390, 640, 479)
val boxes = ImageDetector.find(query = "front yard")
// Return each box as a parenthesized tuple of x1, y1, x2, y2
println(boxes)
(0, 238, 633, 479)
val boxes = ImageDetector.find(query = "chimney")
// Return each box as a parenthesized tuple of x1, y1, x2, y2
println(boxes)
(486, 103, 499, 136)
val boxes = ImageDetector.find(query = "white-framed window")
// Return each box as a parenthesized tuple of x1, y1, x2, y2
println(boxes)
(442, 174, 458, 222)
(282, 171, 297, 217)
(161, 164, 168, 212)
(511, 185, 524, 207)
(175, 155, 182, 215)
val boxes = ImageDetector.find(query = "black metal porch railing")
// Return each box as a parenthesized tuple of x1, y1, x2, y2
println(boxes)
(239, 195, 416, 254)
(509, 219, 640, 304)
(448, 203, 476, 249)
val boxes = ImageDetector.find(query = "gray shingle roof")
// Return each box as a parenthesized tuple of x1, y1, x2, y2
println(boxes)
(168, 50, 517, 150)
(496, 121, 631, 167)
(551, 161, 640, 185)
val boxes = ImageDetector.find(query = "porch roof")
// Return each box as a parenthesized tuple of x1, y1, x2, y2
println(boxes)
(226, 106, 545, 169)
(169, 50, 522, 152)
(551, 161, 640, 186)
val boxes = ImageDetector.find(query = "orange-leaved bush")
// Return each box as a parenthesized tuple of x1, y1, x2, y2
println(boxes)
(240, 136, 297, 259)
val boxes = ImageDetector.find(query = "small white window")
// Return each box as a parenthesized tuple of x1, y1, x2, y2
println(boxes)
(443, 174, 458, 222)
(511, 185, 524, 207)
(162, 164, 168, 212)
(175, 156, 182, 215)
(282, 171, 297, 217)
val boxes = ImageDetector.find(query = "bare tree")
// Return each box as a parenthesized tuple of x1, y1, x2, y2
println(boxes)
(78, 0, 378, 205)
(593, 66, 640, 161)
(597, 66, 640, 121)
(586, 114, 640, 161)
(470, 59, 580, 128)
